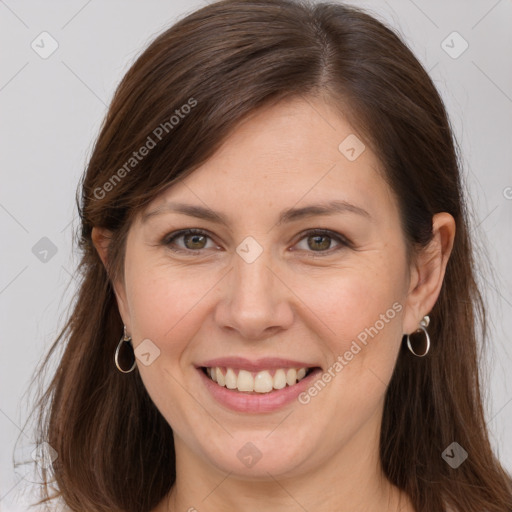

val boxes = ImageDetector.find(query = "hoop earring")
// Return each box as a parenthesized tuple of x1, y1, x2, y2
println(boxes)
(406, 315, 431, 357)
(114, 325, 136, 373)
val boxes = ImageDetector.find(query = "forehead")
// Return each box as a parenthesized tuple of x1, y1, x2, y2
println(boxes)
(141, 97, 398, 228)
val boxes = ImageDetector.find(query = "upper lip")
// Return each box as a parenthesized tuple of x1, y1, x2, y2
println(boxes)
(198, 357, 319, 372)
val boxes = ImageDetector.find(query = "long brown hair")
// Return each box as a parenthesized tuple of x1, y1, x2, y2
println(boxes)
(29, 0, 512, 510)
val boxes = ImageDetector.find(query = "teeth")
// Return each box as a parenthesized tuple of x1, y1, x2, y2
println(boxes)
(254, 371, 273, 393)
(286, 368, 297, 386)
(216, 367, 225, 386)
(225, 368, 237, 389)
(205, 366, 311, 393)
(237, 370, 254, 392)
(273, 369, 287, 389)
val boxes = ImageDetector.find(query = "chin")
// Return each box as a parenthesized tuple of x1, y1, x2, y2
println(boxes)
(193, 429, 320, 480)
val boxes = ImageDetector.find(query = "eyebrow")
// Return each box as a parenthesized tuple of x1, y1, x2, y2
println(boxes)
(141, 199, 371, 226)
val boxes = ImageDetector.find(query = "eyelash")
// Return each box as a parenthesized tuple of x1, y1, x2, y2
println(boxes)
(161, 228, 352, 257)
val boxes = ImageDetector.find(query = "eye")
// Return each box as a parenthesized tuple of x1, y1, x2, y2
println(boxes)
(292, 229, 351, 256)
(162, 229, 219, 253)
(161, 228, 351, 256)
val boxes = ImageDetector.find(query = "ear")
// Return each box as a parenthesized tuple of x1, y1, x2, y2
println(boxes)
(402, 212, 456, 335)
(91, 227, 131, 327)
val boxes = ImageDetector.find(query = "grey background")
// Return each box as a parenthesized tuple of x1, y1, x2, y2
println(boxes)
(1, 0, 511, 510)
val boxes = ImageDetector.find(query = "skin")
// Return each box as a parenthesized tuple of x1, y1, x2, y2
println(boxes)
(93, 96, 455, 512)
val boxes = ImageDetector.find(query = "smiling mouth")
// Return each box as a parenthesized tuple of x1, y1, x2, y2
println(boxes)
(202, 366, 318, 393)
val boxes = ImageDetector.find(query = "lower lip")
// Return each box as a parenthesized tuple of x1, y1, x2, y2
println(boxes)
(197, 367, 322, 413)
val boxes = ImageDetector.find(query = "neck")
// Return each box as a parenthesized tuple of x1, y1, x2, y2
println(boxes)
(166, 460, 408, 512)
(156, 411, 414, 512)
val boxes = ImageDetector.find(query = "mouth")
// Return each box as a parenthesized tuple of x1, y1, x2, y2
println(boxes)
(196, 357, 322, 412)
(201, 366, 317, 394)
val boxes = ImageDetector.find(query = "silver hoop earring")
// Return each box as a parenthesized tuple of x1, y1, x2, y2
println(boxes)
(114, 325, 136, 373)
(406, 315, 431, 357)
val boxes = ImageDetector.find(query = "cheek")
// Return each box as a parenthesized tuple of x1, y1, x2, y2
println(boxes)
(122, 260, 217, 428)
(293, 269, 405, 436)
(303, 261, 404, 341)
(124, 255, 213, 347)
(297, 257, 406, 392)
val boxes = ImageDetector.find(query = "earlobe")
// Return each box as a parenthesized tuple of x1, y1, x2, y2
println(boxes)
(402, 212, 456, 334)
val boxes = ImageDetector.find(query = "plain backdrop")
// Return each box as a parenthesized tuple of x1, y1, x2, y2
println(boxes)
(1, 0, 511, 510)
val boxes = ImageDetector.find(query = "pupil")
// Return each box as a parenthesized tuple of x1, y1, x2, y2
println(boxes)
(309, 235, 330, 251)
(185, 234, 206, 249)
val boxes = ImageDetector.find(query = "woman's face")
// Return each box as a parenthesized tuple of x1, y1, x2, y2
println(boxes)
(115, 97, 423, 480)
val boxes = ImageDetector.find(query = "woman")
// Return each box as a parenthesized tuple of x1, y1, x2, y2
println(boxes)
(32, 0, 512, 511)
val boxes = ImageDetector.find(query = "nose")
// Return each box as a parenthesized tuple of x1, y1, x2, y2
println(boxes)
(213, 244, 294, 341)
